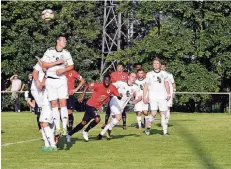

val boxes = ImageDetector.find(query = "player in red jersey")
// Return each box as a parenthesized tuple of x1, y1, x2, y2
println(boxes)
(66, 70, 85, 133)
(102, 62, 129, 130)
(66, 75, 120, 143)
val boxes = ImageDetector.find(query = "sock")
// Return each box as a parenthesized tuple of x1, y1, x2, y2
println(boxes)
(145, 115, 150, 128)
(41, 128, 49, 147)
(37, 115, 41, 130)
(68, 114, 74, 132)
(137, 116, 142, 128)
(43, 126, 56, 147)
(166, 109, 170, 124)
(100, 118, 119, 136)
(161, 114, 168, 134)
(69, 123, 84, 136)
(61, 107, 68, 130)
(122, 110, 126, 126)
(149, 115, 155, 123)
(52, 107, 60, 130)
(105, 106, 110, 125)
(85, 120, 98, 132)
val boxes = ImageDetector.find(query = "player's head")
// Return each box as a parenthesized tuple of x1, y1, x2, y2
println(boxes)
(56, 33, 68, 49)
(103, 74, 111, 87)
(116, 62, 125, 73)
(128, 72, 137, 84)
(161, 62, 167, 71)
(14, 73, 18, 79)
(137, 69, 145, 79)
(134, 63, 142, 70)
(153, 57, 161, 71)
(28, 73, 32, 80)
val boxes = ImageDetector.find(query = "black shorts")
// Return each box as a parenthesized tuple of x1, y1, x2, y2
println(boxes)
(28, 91, 34, 100)
(67, 95, 76, 110)
(82, 104, 99, 122)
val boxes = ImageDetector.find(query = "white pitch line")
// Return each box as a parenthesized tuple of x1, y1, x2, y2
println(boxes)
(2, 138, 42, 147)
(1, 129, 103, 147)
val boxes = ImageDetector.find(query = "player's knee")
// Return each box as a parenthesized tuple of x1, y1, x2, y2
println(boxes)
(40, 122, 49, 128)
(95, 116, 101, 123)
(81, 121, 87, 125)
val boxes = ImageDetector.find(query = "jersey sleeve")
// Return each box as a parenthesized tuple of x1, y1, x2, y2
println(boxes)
(88, 83, 100, 91)
(112, 81, 122, 88)
(73, 71, 82, 80)
(111, 85, 120, 97)
(33, 63, 42, 72)
(144, 72, 151, 84)
(169, 74, 175, 84)
(41, 49, 52, 62)
(65, 52, 74, 66)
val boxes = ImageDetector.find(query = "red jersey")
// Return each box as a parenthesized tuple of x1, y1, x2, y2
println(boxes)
(66, 70, 82, 91)
(87, 83, 119, 110)
(110, 72, 128, 83)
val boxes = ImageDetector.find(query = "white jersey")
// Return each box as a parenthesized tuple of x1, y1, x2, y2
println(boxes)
(41, 47, 74, 79)
(110, 81, 140, 111)
(166, 72, 175, 94)
(31, 63, 45, 91)
(145, 70, 169, 99)
(135, 78, 146, 98)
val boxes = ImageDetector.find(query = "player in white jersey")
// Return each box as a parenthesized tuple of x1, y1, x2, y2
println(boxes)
(31, 61, 57, 152)
(161, 62, 176, 124)
(97, 72, 142, 140)
(143, 57, 171, 136)
(41, 33, 74, 137)
(134, 69, 149, 131)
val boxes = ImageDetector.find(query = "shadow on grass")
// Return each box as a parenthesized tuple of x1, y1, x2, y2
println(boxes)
(156, 123, 174, 128)
(149, 129, 163, 135)
(176, 122, 221, 169)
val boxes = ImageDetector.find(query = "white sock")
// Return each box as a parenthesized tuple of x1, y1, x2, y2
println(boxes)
(166, 109, 170, 124)
(52, 107, 60, 130)
(144, 115, 150, 128)
(137, 116, 142, 128)
(149, 115, 155, 123)
(43, 126, 56, 147)
(61, 107, 68, 130)
(41, 128, 49, 147)
(100, 118, 119, 135)
(161, 114, 168, 134)
(100, 124, 111, 136)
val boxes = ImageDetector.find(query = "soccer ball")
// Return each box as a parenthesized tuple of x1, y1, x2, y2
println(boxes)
(42, 9, 54, 21)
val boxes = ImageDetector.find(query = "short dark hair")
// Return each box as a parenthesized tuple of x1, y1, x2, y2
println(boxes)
(103, 74, 111, 80)
(56, 33, 69, 41)
(137, 68, 144, 73)
(129, 72, 136, 76)
(134, 63, 142, 67)
(161, 61, 167, 66)
(116, 62, 125, 67)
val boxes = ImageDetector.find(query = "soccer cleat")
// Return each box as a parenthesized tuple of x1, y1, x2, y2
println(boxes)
(66, 135, 71, 143)
(62, 129, 67, 136)
(97, 134, 103, 140)
(55, 129, 62, 136)
(145, 128, 150, 136)
(50, 146, 58, 151)
(122, 125, 127, 130)
(163, 133, 170, 136)
(82, 130, 89, 142)
(40, 147, 53, 152)
(106, 130, 112, 140)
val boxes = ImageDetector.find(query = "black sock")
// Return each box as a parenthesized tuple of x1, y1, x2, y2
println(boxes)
(68, 114, 74, 132)
(69, 123, 84, 136)
(85, 120, 98, 132)
(122, 110, 126, 126)
(108, 129, 112, 136)
(37, 115, 41, 130)
(105, 106, 110, 125)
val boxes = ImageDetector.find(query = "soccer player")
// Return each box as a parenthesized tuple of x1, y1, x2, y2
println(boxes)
(134, 69, 149, 131)
(66, 75, 120, 142)
(143, 57, 171, 136)
(102, 62, 129, 130)
(31, 61, 57, 152)
(97, 72, 142, 140)
(161, 62, 176, 124)
(41, 33, 74, 136)
(66, 70, 85, 133)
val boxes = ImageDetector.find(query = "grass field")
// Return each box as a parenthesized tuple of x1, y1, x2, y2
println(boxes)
(1, 112, 231, 169)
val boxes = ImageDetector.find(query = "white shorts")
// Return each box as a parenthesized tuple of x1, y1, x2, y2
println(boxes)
(31, 90, 44, 107)
(39, 104, 53, 123)
(149, 98, 168, 112)
(134, 101, 149, 112)
(110, 105, 123, 116)
(167, 97, 173, 107)
(45, 78, 68, 101)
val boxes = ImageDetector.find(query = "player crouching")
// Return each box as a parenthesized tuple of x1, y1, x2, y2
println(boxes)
(97, 72, 141, 140)
(66, 75, 120, 143)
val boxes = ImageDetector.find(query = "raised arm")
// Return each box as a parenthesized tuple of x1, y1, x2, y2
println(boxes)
(78, 84, 89, 103)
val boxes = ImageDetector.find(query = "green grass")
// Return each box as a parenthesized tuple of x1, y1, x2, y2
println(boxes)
(2, 112, 231, 169)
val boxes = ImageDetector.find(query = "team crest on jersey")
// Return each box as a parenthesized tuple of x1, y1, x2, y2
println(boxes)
(69, 73, 72, 77)
(160, 74, 164, 78)
(107, 89, 111, 94)
(122, 76, 125, 79)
